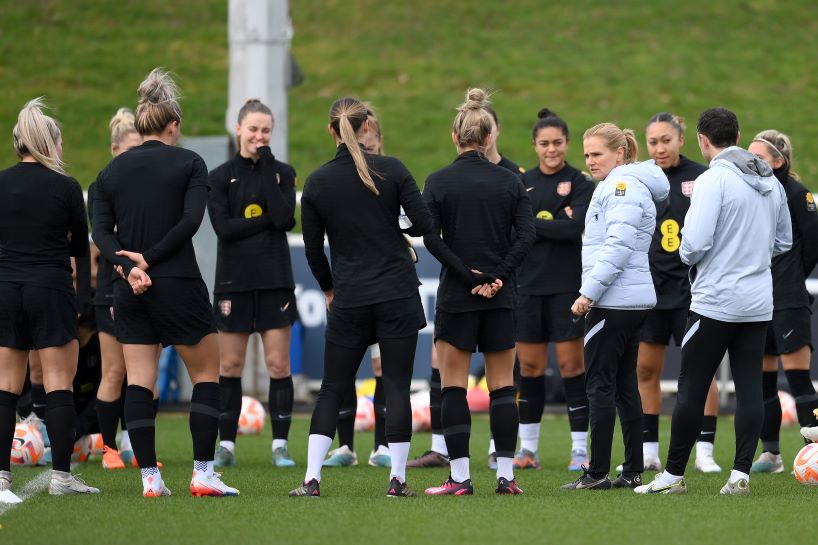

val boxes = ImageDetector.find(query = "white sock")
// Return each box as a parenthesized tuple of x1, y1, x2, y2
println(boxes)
(696, 441, 714, 458)
(657, 470, 683, 485)
(120, 430, 131, 451)
(219, 440, 236, 453)
(305, 434, 333, 483)
(519, 423, 540, 452)
(488, 439, 496, 455)
(570, 431, 588, 452)
(431, 434, 448, 456)
(496, 457, 514, 481)
(450, 457, 470, 483)
(643, 441, 660, 459)
(389, 442, 410, 482)
(272, 439, 287, 450)
(193, 460, 214, 479)
(729, 470, 749, 484)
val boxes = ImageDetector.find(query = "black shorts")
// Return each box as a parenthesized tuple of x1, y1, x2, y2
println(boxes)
(435, 308, 515, 353)
(114, 277, 216, 347)
(213, 289, 298, 333)
(95, 305, 116, 336)
(764, 307, 813, 356)
(0, 282, 77, 350)
(639, 308, 688, 346)
(326, 295, 426, 349)
(515, 292, 583, 343)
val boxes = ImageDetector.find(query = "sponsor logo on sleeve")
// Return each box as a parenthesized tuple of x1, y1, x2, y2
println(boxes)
(557, 181, 572, 196)
(681, 181, 695, 197)
(615, 182, 627, 196)
(807, 192, 816, 212)
(244, 203, 263, 218)
(536, 210, 554, 220)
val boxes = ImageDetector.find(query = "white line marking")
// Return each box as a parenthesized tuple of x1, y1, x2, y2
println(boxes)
(0, 469, 50, 515)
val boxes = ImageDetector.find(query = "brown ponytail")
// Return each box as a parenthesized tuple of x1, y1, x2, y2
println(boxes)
(329, 97, 379, 195)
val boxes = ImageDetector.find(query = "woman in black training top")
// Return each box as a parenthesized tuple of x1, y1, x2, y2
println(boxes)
(423, 89, 535, 496)
(93, 68, 238, 498)
(289, 96, 431, 498)
(0, 98, 99, 502)
(514, 108, 594, 472)
(208, 99, 298, 470)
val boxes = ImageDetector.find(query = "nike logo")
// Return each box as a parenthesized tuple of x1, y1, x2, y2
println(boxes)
(338, 409, 355, 417)
(229, 178, 239, 183)
(783, 329, 794, 339)
(526, 187, 535, 192)
(568, 405, 587, 412)
(281, 301, 290, 312)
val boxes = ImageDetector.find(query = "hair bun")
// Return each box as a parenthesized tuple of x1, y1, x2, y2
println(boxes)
(244, 98, 261, 106)
(137, 68, 178, 105)
(463, 88, 489, 110)
(537, 107, 557, 120)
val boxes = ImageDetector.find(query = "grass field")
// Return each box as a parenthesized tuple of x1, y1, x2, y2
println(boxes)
(1, 414, 815, 545)
(3, 1, 818, 194)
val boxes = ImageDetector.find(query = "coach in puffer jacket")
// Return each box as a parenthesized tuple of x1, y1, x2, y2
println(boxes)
(579, 160, 670, 309)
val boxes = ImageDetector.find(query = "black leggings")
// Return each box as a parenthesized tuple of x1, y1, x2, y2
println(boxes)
(584, 307, 647, 476)
(666, 313, 768, 476)
(309, 335, 417, 443)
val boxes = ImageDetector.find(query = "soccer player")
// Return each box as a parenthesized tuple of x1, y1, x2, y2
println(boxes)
(208, 98, 298, 469)
(514, 108, 594, 472)
(289, 96, 432, 498)
(747, 130, 818, 473)
(93, 68, 239, 498)
(632, 112, 722, 473)
(90, 107, 160, 470)
(423, 89, 535, 495)
(636, 108, 791, 496)
(0, 98, 100, 503)
(561, 123, 669, 491)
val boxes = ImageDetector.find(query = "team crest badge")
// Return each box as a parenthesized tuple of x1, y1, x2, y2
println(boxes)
(557, 181, 572, 196)
(681, 181, 695, 197)
(615, 182, 626, 196)
(807, 192, 816, 212)
(219, 300, 232, 317)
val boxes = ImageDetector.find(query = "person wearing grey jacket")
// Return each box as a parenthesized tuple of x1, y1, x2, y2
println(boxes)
(561, 123, 670, 491)
(636, 108, 792, 497)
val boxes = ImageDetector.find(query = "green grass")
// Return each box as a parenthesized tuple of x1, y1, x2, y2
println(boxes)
(1, 414, 815, 545)
(3, 0, 818, 197)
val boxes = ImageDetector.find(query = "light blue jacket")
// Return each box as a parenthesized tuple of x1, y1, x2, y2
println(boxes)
(580, 161, 670, 309)
(680, 146, 792, 322)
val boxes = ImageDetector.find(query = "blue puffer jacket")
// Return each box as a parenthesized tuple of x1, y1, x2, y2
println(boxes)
(580, 161, 670, 309)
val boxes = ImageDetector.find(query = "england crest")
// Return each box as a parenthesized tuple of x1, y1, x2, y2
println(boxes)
(681, 181, 695, 197)
(219, 300, 232, 317)
(557, 181, 572, 196)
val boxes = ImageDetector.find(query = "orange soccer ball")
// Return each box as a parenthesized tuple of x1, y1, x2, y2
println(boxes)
(793, 443, 818, 485)
(238, 396, 266, 435)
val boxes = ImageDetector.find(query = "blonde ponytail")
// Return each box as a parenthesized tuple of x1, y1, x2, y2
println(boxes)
(452, 87, 494, 151)
(584, 122, 638, 164)
(109, 107, 137, 145)
(622, 129, 639, 164)
(12, 97, 64, 174)
(135, 68, 182, 135)
(329, 97, 379, 195)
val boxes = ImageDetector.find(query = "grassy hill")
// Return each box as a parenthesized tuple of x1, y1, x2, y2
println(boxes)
(2, 0, 818, 195)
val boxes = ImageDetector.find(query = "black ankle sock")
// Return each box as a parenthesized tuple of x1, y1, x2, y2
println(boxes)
(190, 382, 220, 461)
(0, 390, 20, 472)
(760, 371, 781, 453)
(430, 369, 442, 434)
(337, 384, 357, 449)
(46, 390, 76, 473)
(518, 375, 545, 424)
(218, 376, 242, 443)
(96, 397, 122, 448)
(564, 373, 589, 432)
(373, 376, 387, 449)
(441, 386, 470, 460)
(125, 385, 157, 467)
(643, 413, 659, 443)
(699, 415, 717, 444)
(785, 369, 818, 427)
(489, 386, 518, 458)
(269, 375, 294, 441)
(31, 383, 46, 420)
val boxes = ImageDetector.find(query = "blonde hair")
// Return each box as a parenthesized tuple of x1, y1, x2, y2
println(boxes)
(584, 123, 639, 164)
(135, 68, 182, 135)
(753, 129, 798, 180)
(329, 97, 379, 195)
(109, 107, 138, 145)
(452, 88, 494, 151)
(12, 97, 64, 173)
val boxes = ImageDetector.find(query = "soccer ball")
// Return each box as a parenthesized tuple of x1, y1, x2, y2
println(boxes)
(354, 396, 375, 432)
(779, 391, 797, 427)
(793, 443, 818, 485)
(88, 433, 104, 458)
(71, 434, 95, 463)
(410, 390, 431, 432)
(10, 422, 45, 466)
(238, 396, 266, 435)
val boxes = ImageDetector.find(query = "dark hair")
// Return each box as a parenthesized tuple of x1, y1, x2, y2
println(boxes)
(238, 98, 273, 125)
(647, 112, 686, 136)
(329, 97, 379, 195)
(696, 108, 739, 149)
(532, 108, 569, 140)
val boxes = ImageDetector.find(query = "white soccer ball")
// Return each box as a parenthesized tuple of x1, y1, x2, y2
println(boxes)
(410, 390, 432, 432)
(238, 396, 266, 435)
(10, 422, 45, 466)
(793, 443, 818, 485)
(354, 396, 375, 432)
(779, 391, 797, 427)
